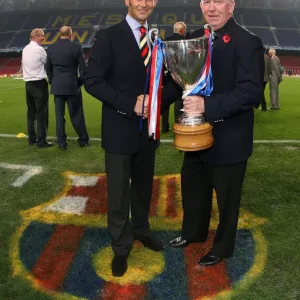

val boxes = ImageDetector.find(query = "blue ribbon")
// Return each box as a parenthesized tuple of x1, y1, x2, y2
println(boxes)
(140, 37, 164, 134)
(188, 34, 213, 97)
(140, 57, 152, 132)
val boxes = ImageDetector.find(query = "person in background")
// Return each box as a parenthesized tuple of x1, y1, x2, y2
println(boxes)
(260, 47, 270, 111)
(46, 26, 89, 150)
(268, 48, 282, 110)
(22, 28, 54, 148)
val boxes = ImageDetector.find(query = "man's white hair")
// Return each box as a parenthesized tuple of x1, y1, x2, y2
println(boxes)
(173, 22, 186, 33)
(269, 48, 276, 55)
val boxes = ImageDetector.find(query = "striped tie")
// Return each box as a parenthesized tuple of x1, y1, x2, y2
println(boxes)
(139, 26, 150, 69)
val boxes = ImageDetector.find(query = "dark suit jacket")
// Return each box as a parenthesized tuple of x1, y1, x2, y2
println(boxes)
(164, 32, 184, 41)
(46, 39, 86, 96)
(84, 19, 179, 154)
(264, 53, 271, 82)
(189, 18, 264, 165)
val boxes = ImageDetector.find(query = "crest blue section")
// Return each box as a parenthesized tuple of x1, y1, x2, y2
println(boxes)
(226, 229, 255, 284)
(19, 222, 256, 299)
(146, 232, 189, 300)
(62, 228, 110, 299)
(19, 221, 56, 271)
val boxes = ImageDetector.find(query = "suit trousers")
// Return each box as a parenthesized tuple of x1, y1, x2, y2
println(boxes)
(270, 77, 280, 109)
(25, 79, 49, 143)
(54, 90, 89, 146)
(161, 99, 183, 132)
(181, 152, 247, 258)
(260, 81, 267, 110)
(105, 133, 156, 256)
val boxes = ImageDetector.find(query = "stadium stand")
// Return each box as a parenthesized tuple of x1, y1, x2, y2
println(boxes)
(1, 0, 300, 75)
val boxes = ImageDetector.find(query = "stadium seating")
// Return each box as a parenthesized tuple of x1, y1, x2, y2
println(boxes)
(248, 28, 277, 46)
(0, 57, 21, 75)
(1, 2, 300, 75)
(1, 7, 300, 52)
(0, 33, 14, 50)
(1, 0, 299, 12)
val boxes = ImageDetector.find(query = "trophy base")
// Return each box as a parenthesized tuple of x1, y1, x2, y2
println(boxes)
(173, 122, 214, 151)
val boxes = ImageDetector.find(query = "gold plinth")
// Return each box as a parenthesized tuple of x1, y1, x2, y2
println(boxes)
(172, 122, 214, 151)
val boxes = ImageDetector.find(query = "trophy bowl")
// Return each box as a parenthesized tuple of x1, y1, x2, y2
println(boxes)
(162, 35, 214, 151)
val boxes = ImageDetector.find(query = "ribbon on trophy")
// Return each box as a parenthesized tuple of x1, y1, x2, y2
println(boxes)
(186, 27, 213, 97)
(141, 25, 213, 140)
(140, 35, 164, 140)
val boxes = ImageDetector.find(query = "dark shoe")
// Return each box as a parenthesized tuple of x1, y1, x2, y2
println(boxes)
(59, 143, 67, 150)
(198, 253, 223, 267)
(36, 141, 54, 148)
(112, 255, 128, 277)
(29, 137, 38, 146)
(162, 128, 170, 133)
(135, 234, 163, 251)
(169, 236, 188, 248)
(79, 142, 89, 147)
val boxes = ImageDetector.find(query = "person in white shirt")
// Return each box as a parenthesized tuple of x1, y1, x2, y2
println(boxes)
(22, 28, 54, 147)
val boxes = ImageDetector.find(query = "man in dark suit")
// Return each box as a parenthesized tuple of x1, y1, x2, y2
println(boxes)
(84, 0, 179, 277)
(161, 22, 186, 133)
(46, 26, 89, 150)
(260, 47, 270, 111)
(169, 0, 264, 267)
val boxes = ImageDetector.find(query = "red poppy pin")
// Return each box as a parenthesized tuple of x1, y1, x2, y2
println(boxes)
(223, 34, 231, 43)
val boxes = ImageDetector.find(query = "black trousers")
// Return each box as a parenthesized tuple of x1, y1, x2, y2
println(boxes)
(181, 152, 247, 258)
(54, 90, 89, 146)
(25, 79, 49, 143)
(260, 81, 267, 110)
(162, 99, 183, 132)
(105, 130, 156, 256)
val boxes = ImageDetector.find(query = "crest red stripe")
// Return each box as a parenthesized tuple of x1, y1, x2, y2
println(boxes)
(66, 176, 108, 215)
(165, 177, 177, 218)
(150, 178, 160, 217)
(31, 225, 85, 291)
(84, 176, 108, 214)
(99, 282, 147, 299)
(184, 231, 231, 298)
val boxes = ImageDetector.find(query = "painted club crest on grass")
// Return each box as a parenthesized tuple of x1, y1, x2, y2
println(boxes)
(11, 171, 267, 300)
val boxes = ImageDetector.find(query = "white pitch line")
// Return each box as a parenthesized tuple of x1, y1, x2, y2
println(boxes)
(0, 133, 300, 144)
(0, 86, 24, 92)
(0, 162, 43, 187)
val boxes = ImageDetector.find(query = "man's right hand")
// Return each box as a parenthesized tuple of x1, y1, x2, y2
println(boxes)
(134, 94, 149, 118)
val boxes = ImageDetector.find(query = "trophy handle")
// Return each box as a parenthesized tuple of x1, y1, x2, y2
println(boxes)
(149, 28, 169, 75)
(204, 24, 214, 39)
(149, 28, 159, 47)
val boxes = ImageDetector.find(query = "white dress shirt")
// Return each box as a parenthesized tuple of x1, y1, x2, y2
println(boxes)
(22, 41, 47, 82)
(126, 14, 150, 48)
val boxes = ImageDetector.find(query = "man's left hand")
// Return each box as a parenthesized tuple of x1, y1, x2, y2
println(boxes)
(183, 95, 205, 116)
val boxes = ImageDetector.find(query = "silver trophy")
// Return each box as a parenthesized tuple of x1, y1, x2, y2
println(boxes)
(149, 26, 214, 151)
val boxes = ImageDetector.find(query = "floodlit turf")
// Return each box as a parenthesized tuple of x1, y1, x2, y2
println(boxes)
(0, 76, 300, 140)
(0, 77, 299, 300)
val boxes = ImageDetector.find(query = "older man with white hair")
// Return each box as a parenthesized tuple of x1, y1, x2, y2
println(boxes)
(169, 0, 264, 267)
(22, 28, 54, 148)
(268, 48, 282, 110)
